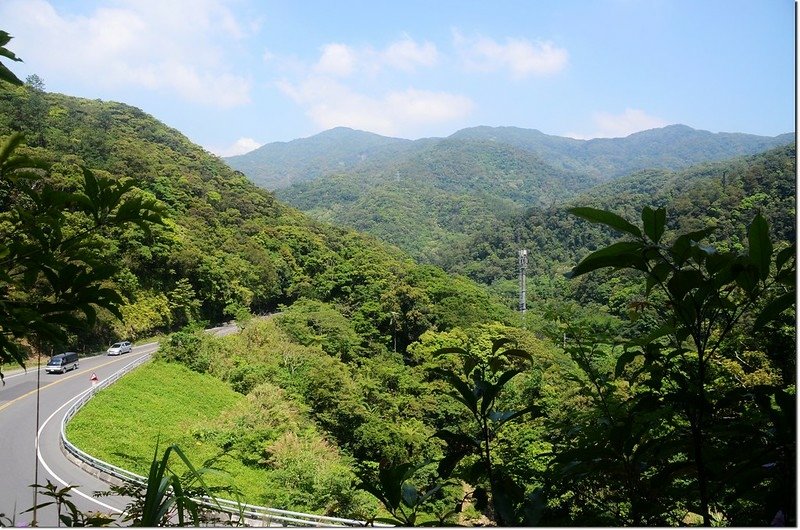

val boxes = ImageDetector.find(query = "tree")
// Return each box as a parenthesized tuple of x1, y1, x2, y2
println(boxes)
(567, 206, 795, 525)
(0, 28, 160, 376)
(433, 338, 538, 526)
(0, 132, 163, 377)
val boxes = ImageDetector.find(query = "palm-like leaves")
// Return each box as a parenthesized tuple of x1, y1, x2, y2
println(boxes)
(433, 338, 538, 525)
(0, 133, 164, 376)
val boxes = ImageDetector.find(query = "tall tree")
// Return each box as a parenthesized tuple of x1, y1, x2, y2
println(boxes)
(567, 206, 795, 526)
(0, 133, 163, 376)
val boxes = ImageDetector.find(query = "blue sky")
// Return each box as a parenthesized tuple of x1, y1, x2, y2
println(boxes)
(0, 0, 794, 156)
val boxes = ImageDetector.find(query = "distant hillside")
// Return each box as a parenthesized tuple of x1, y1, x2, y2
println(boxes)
(225, 124, 792, 264)
(274, 137, 597, 261)
(225, 127, 424, 189)
(226, 124, 793, 190)
(450, 124, 794, 179)
(441, 142, 797, 288)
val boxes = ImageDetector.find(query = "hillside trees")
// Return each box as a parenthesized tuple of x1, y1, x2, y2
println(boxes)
(0, 31, 22, 86)
(0, 76, 518, 354)
(561, 206, 795, 526)
(0, 130, 163, 374)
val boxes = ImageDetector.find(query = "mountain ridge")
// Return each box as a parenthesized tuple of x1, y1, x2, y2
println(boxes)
(225, 123, 793, 190)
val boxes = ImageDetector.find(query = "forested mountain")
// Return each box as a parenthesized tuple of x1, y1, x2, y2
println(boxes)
(227, 124, 792, 190)
(3, 75, 794, 527)
(226, 124, 792, 265)
(276, 138, 596, 260)
(0, 83, 513, 354)
(451, 124, 794, 179)
(225, 126, 424, 189)
(440, 142, 795, 321)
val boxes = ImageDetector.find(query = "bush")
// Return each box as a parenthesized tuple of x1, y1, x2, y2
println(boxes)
(157, 329, 211, 373)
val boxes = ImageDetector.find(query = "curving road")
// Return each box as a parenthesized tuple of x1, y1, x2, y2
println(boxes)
(0, 323, 243, 525)
(0, 343, 159, 526)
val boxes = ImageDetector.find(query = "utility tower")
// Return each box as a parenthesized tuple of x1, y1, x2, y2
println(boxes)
(518, 249, 528, 321)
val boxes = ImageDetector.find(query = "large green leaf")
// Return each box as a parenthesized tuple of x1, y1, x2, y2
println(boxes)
(666, 269, 703, 301)
(748, 213, 772, 281)
(642, 206, 666, 244)
(491, 404, 540, 428)
(775, 244, 795, 272)
(753, 292, 795, 330)
(670, 228, 715, 263)
(480, 369, 521, 415)
(500, 348, 533, 363)
(645, 261, 672, 295)
(569, 241, 645, 277)
(614, 348, 641, 377)
(447, 374, 479, 414)
(0, 132, 25, 165)
(0, 61, 22, 86)
(569, 206, 642, 238)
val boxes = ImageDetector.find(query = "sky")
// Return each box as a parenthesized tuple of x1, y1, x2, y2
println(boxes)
(0, 0, 795, 156)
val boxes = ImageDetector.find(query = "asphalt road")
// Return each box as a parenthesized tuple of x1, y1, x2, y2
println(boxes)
(0, 343, 157, 526)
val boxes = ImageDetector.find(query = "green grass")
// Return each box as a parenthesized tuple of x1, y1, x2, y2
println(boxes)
(66, 360, 271, 502)
(65, 359, 375, 518)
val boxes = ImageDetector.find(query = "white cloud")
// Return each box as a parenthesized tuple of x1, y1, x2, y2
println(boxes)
(382, 37, 439, 72)
(315, 43, 357, 77)
(211, 137, 262, 157)
(273, 36, 456, 137)
(0, 0, 252, 107)
(454, 30, 568, 78)
(386, 89, 472, 123)
(309, 37, 439, 78)
(565, 108, 669, 139)
(277, 77, 473, 137)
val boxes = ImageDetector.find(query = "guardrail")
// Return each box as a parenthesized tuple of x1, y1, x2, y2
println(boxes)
(60, 355, 387, 527)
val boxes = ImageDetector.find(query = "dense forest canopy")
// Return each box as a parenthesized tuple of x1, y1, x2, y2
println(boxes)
(0, 82, 514, 355)
(227, 124, 793, 267)
(227, 123, 792, 190)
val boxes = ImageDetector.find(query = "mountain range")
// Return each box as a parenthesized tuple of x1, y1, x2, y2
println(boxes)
(225, 125, 794, 265)
(226, 124, 793, 189)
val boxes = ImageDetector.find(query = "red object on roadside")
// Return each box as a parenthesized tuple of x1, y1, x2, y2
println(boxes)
(90, 372, 98, 382)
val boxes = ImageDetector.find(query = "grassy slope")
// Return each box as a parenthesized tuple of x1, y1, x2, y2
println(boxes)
(66, 361, 311, 507)
(66, 362, 251, 491)
(66, 356, 377, 516)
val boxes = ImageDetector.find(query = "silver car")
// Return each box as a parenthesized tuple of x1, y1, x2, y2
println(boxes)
(107, 341, 132, 356)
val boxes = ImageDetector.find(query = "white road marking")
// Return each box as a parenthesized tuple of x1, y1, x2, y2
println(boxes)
(36, 386, 124, 514)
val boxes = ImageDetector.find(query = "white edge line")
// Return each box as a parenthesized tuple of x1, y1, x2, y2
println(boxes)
(36, 388, 124, 514)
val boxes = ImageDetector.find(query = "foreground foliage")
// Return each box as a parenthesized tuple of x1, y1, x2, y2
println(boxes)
(544, 206, 795, 526)
(0, 132, 162, 375)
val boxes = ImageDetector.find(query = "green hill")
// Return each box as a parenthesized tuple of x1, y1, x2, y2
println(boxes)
(224, 126, 424, 189)
(225, 125, 792, 265)
(0, 84, 514, 353)
(440, 143, 796, 308)
(450, 124, 794, 179)
(2, 77, 793, 527)
(275, 138, 596, 261)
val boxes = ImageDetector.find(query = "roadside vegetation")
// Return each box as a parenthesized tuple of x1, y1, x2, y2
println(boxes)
(66, 358, 379, 519)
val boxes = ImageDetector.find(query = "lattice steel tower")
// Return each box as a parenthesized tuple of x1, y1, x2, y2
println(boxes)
(518, 249, 528, 317)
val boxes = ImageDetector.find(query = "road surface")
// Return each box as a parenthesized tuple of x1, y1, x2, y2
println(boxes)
(0, 344, 157, 526)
